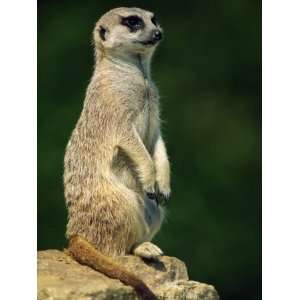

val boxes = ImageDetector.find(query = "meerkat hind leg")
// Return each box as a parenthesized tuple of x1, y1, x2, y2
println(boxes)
(133, 242, 163, 259)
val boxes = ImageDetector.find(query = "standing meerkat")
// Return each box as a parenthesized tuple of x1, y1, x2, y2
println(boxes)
(64, 7, 170, 300)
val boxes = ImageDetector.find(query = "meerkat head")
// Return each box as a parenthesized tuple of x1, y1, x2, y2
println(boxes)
(93, 7, 163, 60)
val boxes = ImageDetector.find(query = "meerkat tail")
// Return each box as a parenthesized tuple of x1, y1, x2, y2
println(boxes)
(67, 236, 158, 300)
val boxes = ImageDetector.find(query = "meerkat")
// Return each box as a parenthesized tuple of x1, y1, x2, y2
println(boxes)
(64, 7, 170, 300)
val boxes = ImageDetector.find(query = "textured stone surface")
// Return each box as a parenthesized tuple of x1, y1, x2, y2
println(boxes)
(38, 250, 219, 300)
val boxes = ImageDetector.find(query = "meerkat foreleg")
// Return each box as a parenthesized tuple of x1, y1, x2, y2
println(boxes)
(119, 126, 156, 195)
(153, 134, 171, 204)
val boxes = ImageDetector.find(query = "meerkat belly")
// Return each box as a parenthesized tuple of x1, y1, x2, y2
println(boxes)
(142, 197, 165, 241)
(111, 148, 163, 241)
(134, 85, 158, 149)
(134, 104, 150, 144)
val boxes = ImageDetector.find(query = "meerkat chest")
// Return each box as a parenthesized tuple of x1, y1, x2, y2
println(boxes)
(134, 79, 159, 146)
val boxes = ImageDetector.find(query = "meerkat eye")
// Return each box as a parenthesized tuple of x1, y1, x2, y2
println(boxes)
(151, 16, 158, 26)
(121, 15, 144, 32)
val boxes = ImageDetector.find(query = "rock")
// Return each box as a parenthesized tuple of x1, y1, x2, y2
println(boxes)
(38, 250, 219, 300)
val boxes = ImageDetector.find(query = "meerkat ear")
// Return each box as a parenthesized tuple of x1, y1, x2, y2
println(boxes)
(99, 26, 107, 41)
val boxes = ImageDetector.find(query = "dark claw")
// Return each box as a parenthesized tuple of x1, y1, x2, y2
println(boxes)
(158, 193, 169, 206)
(146, 192, 159, 206)
(147, 191, 170, 206)
(146, 192, 156, 199)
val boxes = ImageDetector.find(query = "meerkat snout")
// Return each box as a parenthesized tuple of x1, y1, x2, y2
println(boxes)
(152, 29, 162, 41)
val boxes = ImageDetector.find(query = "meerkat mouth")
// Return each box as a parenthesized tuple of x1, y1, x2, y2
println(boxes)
(136, 40, 158, 46)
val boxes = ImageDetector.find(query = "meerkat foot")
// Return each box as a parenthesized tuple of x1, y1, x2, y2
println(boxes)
(133, 242, 163, 259)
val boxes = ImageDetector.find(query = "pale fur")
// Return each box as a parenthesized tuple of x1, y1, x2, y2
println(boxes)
(64, 7, 170, 257)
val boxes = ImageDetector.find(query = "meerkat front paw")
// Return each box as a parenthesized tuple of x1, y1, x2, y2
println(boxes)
(133, 242, 163, 259)
(157, 191, 170, 206)
(141, 163, 156, 195)
(155, 164, 171, 205)
(146, 186, 170, 206)
(156, 182, 170, 206)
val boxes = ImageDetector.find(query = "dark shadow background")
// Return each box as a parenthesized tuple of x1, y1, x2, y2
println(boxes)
(38, 1, 261, 299)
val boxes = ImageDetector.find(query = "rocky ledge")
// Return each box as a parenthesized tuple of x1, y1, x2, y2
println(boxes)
(38, 250, 219, 300)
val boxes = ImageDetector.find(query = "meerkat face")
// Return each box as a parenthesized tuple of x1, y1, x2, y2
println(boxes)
(94, 7, 163, 57)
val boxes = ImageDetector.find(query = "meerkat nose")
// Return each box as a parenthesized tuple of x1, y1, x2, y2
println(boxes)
(152, 29, 162, 41)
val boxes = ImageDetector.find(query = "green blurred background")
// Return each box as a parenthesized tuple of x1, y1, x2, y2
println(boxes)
(38, 1, 261, 299)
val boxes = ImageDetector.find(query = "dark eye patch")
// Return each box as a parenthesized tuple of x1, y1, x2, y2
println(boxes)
(121, 15, 144, 32)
